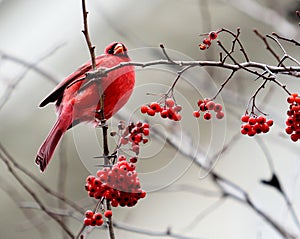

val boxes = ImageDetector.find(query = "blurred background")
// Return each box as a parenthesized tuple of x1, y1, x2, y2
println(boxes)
(1, 0, 300, 238)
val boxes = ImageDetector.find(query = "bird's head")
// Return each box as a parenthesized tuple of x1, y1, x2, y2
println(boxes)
(105, 42, 128, 58)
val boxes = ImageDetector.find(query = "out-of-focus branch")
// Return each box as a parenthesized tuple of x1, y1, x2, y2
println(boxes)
(58, 137, 69, 239)
(221, 0, 299, 38)
(0, 142, 84, 214)
(0, 44, 62, 110)
(112, 221, 206, 239)
(0, 175, 50, 235)
(0, 148, 75, 239)
(0, 48, 60, 84)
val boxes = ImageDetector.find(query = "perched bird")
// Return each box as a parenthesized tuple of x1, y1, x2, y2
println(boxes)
(36, 42, 135, 172)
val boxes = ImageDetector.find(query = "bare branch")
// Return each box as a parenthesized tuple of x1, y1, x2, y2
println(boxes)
(81, 0, 96, 69)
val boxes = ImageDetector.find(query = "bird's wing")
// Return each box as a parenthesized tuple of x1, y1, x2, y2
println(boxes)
(39, 55, 104, 107)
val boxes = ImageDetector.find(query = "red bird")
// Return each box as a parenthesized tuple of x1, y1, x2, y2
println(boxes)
(36, 42, 135, 172)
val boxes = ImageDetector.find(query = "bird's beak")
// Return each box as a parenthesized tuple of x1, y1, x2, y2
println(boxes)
(113, 43, 125, 55)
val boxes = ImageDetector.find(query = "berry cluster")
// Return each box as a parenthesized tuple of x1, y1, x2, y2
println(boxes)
(193, 99, 224, 120)
(286, 93, 300, 142)
(199, 31, 219, 50)
(83, 210, 113, 227)
(140, 98, 182, 121)
(240, 114, 273, 136)
(83, 210, 104, 226)
(118, 121, 150, 156)
(85, 157, 146, 207)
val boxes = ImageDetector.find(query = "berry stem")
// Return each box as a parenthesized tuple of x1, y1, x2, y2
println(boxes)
(106, 199, 115, 239)
(211, 70, 236, 101)
(166, 65, 193, 96)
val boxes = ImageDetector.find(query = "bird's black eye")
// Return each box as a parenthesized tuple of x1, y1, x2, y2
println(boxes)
(107, 48, 114, 54)
(107, 43, 118, 55)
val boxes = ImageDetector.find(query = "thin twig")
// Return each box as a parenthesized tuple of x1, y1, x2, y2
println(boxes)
(211, 70, 236, 100)
(220, 28, 250, 62)
(272, 32, 300, 47)
(81, 0, 96, 69)
(253, 29, 283, 64)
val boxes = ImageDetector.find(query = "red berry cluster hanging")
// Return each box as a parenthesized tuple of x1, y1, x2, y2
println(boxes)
(285, 93, 300, 142)
(199, 31, 219, 50)
(83, 209, 113, 226)
(118, 121, 150, 156)
(140, 98, 182, 121)
(240, 114, 273, 136)
(193, 99, 224, 120)
(85, 156, 146, 208)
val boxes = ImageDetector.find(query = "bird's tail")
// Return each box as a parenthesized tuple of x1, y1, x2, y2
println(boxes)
(35, 117, 69, 172)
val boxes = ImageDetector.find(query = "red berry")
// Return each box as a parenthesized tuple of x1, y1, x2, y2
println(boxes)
(197, 99, 203, 107)
(130, 157, 138, 163)
(193, 111, 200, 118)
(214, 104, 222, 112)
(241, 115, 250, 123)
(120, 137, 128, 145)
(150, 102, 162, 112)
(85, 210, 94, 219)
(165, 98, 175, 108)
(266, 119, 273, 127)
(173, 113, 182, 121)
(209, 31, 218, 40)
(247, 129, 256, 137)
(287, 96, 295, 104)
(146, 108, 155, 116)
(174, 105, 182, 112)
(203, 112, 211, 120)
(206, 101, 215, 110)
(253, 124, 262, 134)
(199, 103, 207, 111)
(111, 199, 119, 207)
(93, 178, 101, 186)
(216, 111, 224, 119)
(199, 44, 207, 50)
(287, 110, 294, 116)
(160, 110, 168, 118)
(242, 124, 251, 132)
(93, 213, 102, 221)
(248, 117, 257, 125)
(104, 210, 113, 218)
(143, 128, 150, 136)
(286, 127, 293, 134)
(286, 117, 294, 126)
(295, 97, 300, 104)
(84, 218, 92, 226)
(142, 138, 148, 144)
(118, 155, 126, 161)
(139, 191, 146, 198)
(261, 123, 270, 133)
(203, 38, 211, 45)
(132, 145, 140, 154)
(256, 115, 266, 124)
(140, 105, 148, 114)
(142, 122, 149, 128)
(291, 133, 298, 142)
(96, 219, 104, 226)
(86, 175, 95, 183)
